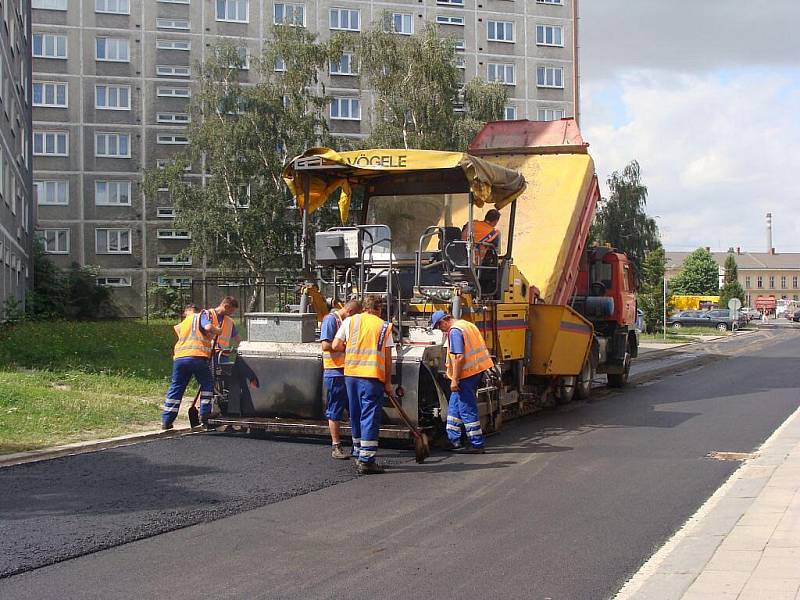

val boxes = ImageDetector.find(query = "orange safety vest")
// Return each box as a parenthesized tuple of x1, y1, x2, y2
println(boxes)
(446, 319, 494, 380)
(343, 313, 393, 383)
(173, 313, 213, 360)
(322, 312, 346, 370)
(207, 309, 236, 351)
(462, 220, 499, 264)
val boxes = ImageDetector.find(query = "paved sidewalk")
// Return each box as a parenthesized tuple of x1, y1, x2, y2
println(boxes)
(615, 406, 800, 600)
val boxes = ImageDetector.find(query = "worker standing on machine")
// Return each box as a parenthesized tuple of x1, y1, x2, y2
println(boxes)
(332, 295, 394, 475)
(462, 208, 501, 264)
(320, 298, 362, 460)
(431, 310, 494, 453)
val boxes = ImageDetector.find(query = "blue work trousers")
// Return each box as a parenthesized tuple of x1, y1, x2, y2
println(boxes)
(447, 372, 485, 448)
(162, 357, 213, 425)
(323, 375, 347, 422)
(345, 376, 385, 463)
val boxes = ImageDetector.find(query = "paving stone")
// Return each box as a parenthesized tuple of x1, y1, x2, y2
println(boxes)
(682, 570, 749, 596)
(703, 549, 762, 573)
(716, 526, 775, 552)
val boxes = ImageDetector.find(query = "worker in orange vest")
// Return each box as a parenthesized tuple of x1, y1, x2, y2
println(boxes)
(319, 298, 362, 460)
(462, 208, 501, 264)
(431, 310, 494, 453)
(332, 294, 394, 475)
(202, 296, 240, 353)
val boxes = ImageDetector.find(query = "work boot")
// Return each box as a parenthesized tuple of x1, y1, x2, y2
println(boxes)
(331, 444, 349, 460)
(201, 417, 217, 431)
(444, 441, 462, 452)
(356, 461, 385, 475)
(161, 422, 173, 431)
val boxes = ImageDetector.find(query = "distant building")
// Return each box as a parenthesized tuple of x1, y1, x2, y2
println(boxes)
(666, 249, 800, 308)
(1, 0, 34, 319)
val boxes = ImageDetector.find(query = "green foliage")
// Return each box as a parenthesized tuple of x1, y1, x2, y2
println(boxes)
(719, 250, 745, 308)
(147, 284, 191, 320)
(590, 161, 660, 269)
(358, 20, 508, 150)
(637, 246, 669, 332)
(671, 247, 720, 295)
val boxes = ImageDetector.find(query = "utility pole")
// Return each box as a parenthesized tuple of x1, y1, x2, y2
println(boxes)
(663, 272, 667, 341)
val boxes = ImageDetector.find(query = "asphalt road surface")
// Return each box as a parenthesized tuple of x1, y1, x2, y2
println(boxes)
(1, 329, 798, 599)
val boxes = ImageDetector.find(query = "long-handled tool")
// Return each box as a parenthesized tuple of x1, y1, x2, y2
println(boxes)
(387, 389, 430, 464)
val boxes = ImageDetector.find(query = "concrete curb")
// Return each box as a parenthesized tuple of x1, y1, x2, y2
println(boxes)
(0, 426, 199, 468)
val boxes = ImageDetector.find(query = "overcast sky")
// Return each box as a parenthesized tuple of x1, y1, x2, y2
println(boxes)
(579, 0, 800, 253)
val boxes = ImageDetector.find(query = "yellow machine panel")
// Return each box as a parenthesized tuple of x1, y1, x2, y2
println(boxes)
(529, 304, 593, 376)
(473, 303, 528, 362)
(502, 264, 529, 304)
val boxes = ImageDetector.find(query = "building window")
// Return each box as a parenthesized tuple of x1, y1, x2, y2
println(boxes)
(96, 228, 131, 254)
(273, 3, 304, 26)
(745, 276, 751, 289)
(96, 37, 130, 62)
(158, 255, 192, 266)
(157, 134, 189, 145)
(235, 184, 251, 208)
(487, 63, 515, 85)
(536, 24, 563, 46)
(157, 86, 191, 98)
(216, 46, 252, 69)
(329, 7, 359, 31)
(33, 81, 68, 107)
(157, 39, 191, 51)
(95, 84, 131, 110)
(157, 207, 176, 218)
(95, 180, 131, 205)
(453, 38, 465, 51)
(156, 18, 190, 29)
(537, 66, 564, 88)
(156, 65, 191, 77)
(95, 133, 131, 158)
(389, 13, 413, 35)
(216, 0, 247, 22)
(781, 276, 787, 289)
(273, 56, 286, 72)
(437, 0, 463, 5)
(793, 276, 798, 289)
(33, 131, 69, 156)
(95, 0, 129, 14)
(538, 108, 565, 121)
(435, 15, 464, 26)
(158, 276, 192, 287)
(330, 97, 360, 120)
(156, 112, 190, 124)
(42, 229, 70, 254)
(97, 276, 132, 287)
(537, 0, 563, 4)
(503, 106, 516, 120)
(157, 229, 191, 239)
(33, 0, 68, 9)
(35, 180, 69, 205)
(769, 275, 775, 289)
(33, 33, 68, 58)
(487, 20, 514, 42)
(158, 0, 189, 4)
(757, 276, 763, 289)
(330, 53, 357, 76)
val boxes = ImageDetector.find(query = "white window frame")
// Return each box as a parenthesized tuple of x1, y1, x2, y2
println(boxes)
(330, 52, 357, 76)
(157, 229, 191, 239)
(95, 0, 130, 15)
(156, 18, 190, 30)
(32, 0, 68, 10)
(329, 7, 359, 31)
(157, 134, 189, 145)
(95, 180, 132, 205)
(330, 97, 360, 121)
(435, 15, 464, 26)
(158, 255, 192, 266)
(537, 107, 565, 121)
(33, 81, 68, 108)
(536, 24, 563, 47)
(273, 3, 304, 26)
(453, 38, 465, 51)
(389, 12, 413, 35)
(33, 130, 69, 156)
(156, 38, 191, 51)
(487, 62, 515, 85)
(96, 228, 132, 254)
(156, 112, 190, 124)
(216, 0, 248, 22)
(96, 36, 130, 62)
(503, 106, 516, 120)
(487, 20, 514, 43)
(95, 84, 131, 110)
(536, 65, 564, 88)
(437, 0, 463, 5)
(42, 228, 70, 254)
(158, 0, 189, 4)
(32, 33, 68, 59)
(537, 0, 563, 4)
(157, 86, 191, 98)
(158, 276, 192, 287)
(157, 206, 176, 218)
(454, 55, 465, 69)
(97, 276, 132, 287)
(95, 132, 131, 158)
(156, 65, 191, 77)
(35, 180, 69, 205)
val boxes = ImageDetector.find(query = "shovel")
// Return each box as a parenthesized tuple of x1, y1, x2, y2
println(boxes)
(387, 389, 430, 464)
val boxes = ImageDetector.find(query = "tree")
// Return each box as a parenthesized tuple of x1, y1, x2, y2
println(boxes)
(670, 248, 720, 295)
(637, 246, 669, 333)
(144, 27, 346, 301)
(358, 20, 508, 150)
(590, 161, 660, 269)
(718, 250, 745, 308)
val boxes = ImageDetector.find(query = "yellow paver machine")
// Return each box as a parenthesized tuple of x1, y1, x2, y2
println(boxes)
(210, 119, 639, 441)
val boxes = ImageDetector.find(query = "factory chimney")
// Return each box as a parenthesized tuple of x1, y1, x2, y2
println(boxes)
(766, 213, 773, 254)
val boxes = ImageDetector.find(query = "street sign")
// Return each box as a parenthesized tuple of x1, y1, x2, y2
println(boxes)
(728, 298, 742, 312)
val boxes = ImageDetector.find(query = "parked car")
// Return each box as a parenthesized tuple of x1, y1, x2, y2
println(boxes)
(742, 307, 762, 321)
(667, 309, 736, 332)
(792, 309, 800, 323)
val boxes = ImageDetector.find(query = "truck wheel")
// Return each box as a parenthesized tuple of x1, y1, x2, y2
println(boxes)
(607, 347, 631, 388)
(717, 322, 728, 332)
(555, 376, 576, 404)
(576, 359, 595, 400)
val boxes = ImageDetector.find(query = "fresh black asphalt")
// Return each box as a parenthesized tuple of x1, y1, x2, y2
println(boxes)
(0, 329, 798, 599)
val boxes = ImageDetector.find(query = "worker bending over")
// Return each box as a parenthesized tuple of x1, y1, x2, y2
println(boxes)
(462, 208, 501, 265)
(320, 298, 362, 460)
(431, 310, 494, 453)
(203, 296, 240, 353)
(332, 295, 394, 475)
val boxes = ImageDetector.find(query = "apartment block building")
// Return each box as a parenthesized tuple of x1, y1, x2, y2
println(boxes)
(1, 0, 33, 319)
(32, 0, 577, 316)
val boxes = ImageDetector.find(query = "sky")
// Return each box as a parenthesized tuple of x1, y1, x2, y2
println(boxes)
(579, 0, 800, 253)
